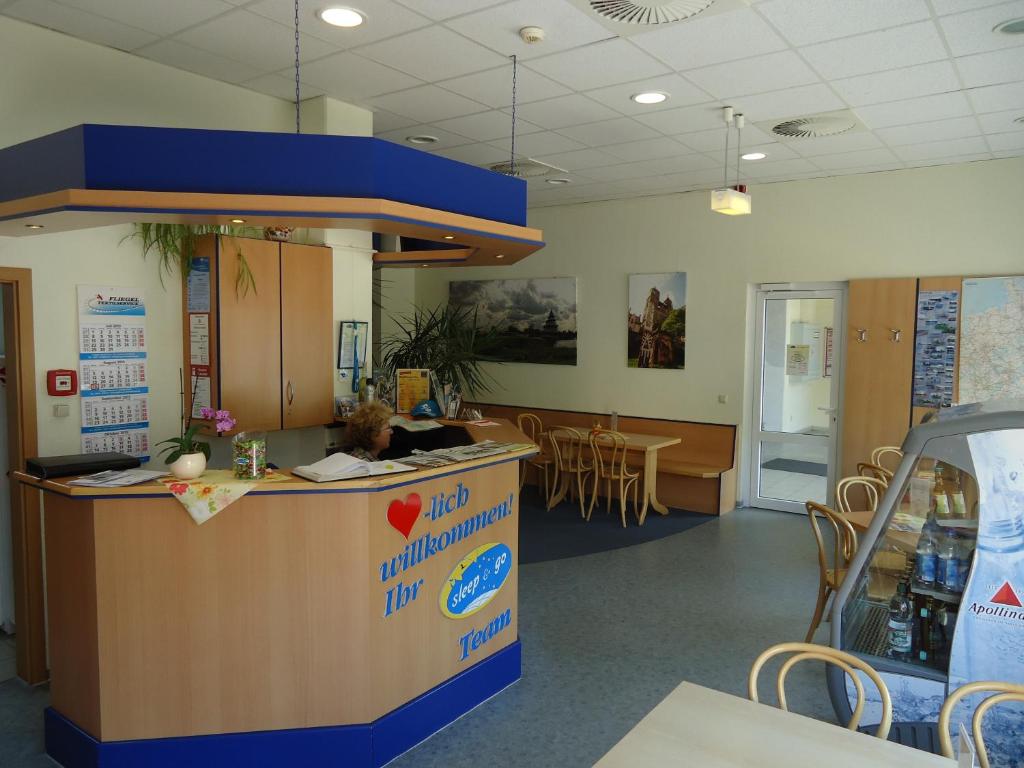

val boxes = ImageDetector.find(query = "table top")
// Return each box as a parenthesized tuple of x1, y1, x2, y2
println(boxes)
(594, 681, 953, 768)
(550, 427, 680, 452)
(844, 509, 876, 532)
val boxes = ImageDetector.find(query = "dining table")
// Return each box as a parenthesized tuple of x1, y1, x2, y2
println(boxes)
(546, 428, 680, 525)
(594, 681, 954, 768)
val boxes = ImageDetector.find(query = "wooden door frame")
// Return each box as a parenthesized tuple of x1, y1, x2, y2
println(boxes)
(0, 267, 45, 684)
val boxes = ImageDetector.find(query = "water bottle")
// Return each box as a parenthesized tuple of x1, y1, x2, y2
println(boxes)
(938, 529, 960, 592)
(958, 535, 976, 592)
(887, 581, 913, 661)
(916, 525, 938, 586)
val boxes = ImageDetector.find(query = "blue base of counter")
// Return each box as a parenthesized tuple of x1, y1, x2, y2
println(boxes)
(45, 640, 522, 768)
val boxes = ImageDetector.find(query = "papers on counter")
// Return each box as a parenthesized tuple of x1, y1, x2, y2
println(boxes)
(292, 452, 415, 482)
(389, 415, 443, 432)
(396, 440, 533, 469)
(68, 468, 169, 487)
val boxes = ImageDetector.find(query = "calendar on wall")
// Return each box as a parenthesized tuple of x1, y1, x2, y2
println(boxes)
(77, 286, 150, 461)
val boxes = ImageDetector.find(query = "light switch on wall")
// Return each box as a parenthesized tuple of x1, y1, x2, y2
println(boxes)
(52, 403, 70, 417)
(718, 394, 729, 404)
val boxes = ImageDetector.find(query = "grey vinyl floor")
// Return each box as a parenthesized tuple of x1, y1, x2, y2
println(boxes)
(0, 508, 836, 768)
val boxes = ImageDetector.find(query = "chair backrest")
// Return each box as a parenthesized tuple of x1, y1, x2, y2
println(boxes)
(589, 429, 630, 478)
(871, 446, 903, 474)
(748, 641, 892, 739)
(517, 412, 544, 443)
(547, 427, 586, 473)
(857, 461, 893, 487)
(938, 681, 1024, 767)
(836, 475, 888, 516)
(806, 501, 858, 575)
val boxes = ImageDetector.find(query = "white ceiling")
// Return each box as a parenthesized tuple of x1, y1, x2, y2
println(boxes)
(3, 0, 1023, 207)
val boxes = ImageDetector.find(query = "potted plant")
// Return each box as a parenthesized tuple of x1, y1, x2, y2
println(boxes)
(159, 373, 236, 479)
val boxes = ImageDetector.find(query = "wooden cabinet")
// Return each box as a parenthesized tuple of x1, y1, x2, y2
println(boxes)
(184, 235, 333, 433)
(840, 278, 917, 479)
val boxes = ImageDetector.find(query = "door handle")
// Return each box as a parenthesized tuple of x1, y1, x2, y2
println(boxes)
(856, 328, 868, 342)
(889, 328, 902, 343)
(817, 407, 836, 413)
(287, 380, 294, 405)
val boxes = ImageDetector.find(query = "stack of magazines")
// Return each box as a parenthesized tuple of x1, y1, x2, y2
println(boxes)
(396, 440, 532, 468)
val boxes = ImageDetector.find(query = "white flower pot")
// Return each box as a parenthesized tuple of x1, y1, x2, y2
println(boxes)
(169, 452, 206, 480)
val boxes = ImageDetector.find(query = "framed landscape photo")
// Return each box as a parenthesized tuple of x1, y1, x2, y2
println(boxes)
(448, 277, 577, 366)
(628, 273, 686, 369)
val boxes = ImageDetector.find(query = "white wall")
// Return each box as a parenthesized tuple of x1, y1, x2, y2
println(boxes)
(0, 16, 374, 469)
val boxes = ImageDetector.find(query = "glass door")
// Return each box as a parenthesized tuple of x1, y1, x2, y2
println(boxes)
(750, 287, 844, 513)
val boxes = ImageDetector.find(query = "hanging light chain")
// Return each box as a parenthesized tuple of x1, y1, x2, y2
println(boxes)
(510, 54, 518, 178)
(723, 117, 730, 189)
(294, 0, 301, 134)
(735, 113, 743, 189)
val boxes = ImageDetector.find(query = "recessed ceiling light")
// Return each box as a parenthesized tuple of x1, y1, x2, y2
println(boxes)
(443, 235, 454, 239)
(495, 254, 505, 259)
(231, 218, 246, 224)
(993, 17, 1024, 35)
(631, 91, 669, 105)
(421, 263, 429, 268)
(25, 224, 43, 229)
(318, 7, 365, 28)
(546, 177, 572, 185)
(742, 152, 767, 161)
(407, 135, 438, 145)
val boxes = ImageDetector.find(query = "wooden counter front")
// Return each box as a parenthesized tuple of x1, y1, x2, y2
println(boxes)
(21, 447, 530, 752)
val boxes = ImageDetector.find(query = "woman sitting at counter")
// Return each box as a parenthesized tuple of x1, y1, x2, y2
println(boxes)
(343, 401, 395, 460)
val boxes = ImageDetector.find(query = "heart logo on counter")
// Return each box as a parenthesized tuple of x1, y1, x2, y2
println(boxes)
(387, 493, 422, 539)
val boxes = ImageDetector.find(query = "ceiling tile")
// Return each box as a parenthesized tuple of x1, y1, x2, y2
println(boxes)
(857, 91, 973, 129)
(956, 48, 1024, 89)
(176, 9, 337, 70)
(733, 83, 845, 121)
(600, 137, 693, 163)
(739, 157, 821, 177)
(977, 108, 1024, 133)
(783, 131, 884, 156)
(297, 52, 422, 101)
(372, 110, 419, 133)
(136, 39, 257, 82)
(369, 84, 488, 123)
(375, 123, 472, 150)
(635, 103, 729, 135)
(987, 131, 1024, 150)
(810, 147, 900, 169)
(555, 117, 661, 147)
(630, 9, 787, 70)
(930, 0, 1014, 14)
(433, 110, 542, 142)
(582, 163, 661, 182)
(55, 0, 233, 36)
(756, 0, 930, 46)
(533, 147, 625, 170)
(938, 1, 1024, 57)
(392, 0, 506, 21)
(799, 21, 947, 80)
(584, 74, 711, 115)
(242, 73, 325, 101)
(675, 124, 774, 152)
(967, 81, 1024, 113)
(443, 0, 612, 59)
(635, 153, 721, 175)
(875, 116, 982, 146)
(505, 93, 621, 130)
(527, 38, 670, 91)
(246, 0, 430, 48)
(686, 50, 819, 99)
(643, 168, 727, 190)
(438, 66, 570, 108)
(994, 148, 1024, 158)
(5, 0, 158, 50)
(904, 153, 992, 167)
(831, 61, 960, 107)
(355, 25, 507, 81)
(431, 143, 509, 166)
(488, 131, 586, 156)
(893, 136, 991, 160)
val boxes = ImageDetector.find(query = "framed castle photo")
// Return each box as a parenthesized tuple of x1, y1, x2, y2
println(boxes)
(628, 273, 686, 369)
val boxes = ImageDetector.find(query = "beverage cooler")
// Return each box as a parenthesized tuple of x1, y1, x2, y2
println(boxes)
(828, 402, 1024, 765)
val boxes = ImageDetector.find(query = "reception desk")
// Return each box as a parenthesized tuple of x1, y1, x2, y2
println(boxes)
(18, 427, 533, 768)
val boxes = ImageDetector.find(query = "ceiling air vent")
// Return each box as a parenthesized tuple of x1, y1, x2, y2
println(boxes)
(488, 158, 567, 179)
(772, 113, 859, 139)
(588, 0, 717, 24)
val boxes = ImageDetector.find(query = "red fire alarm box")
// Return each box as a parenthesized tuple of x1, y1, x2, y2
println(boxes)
(47, 369, 78, 396)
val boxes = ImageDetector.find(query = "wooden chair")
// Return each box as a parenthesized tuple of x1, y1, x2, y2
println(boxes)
(546, 427, 595, 518)
(516, 413, 557, 504)
(836, 475, 887, 518)
(871, 446, 903, 475)
(749, 641, 892, 739)
(857, 461, 893, 487)
(587, 429, 641, 528)
(938, 681, 1024, 767)
(805, 501, 858, 642)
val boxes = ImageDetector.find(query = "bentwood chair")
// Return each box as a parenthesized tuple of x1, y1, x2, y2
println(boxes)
(805, 501, 858, 642)
(938, 681, 1024, 767)
(871, 446, 904, 475)
(517, 413, 557, 504)
(749, 642, 893, 740)
(587, 429, 641, 528)
(857, 461, 893, 487)
(546, 427, 594, 518)
(836, 475, 888, 520)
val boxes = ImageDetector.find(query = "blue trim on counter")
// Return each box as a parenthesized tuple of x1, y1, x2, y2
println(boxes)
(45, 641, 522, 768)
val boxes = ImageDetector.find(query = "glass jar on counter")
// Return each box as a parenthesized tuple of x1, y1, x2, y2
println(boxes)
(232, 431, 267, 480)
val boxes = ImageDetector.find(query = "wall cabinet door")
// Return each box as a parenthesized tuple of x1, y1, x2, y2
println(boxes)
(218, 236, 282, 432)
(280, 242, 333, 430)
(840, 278, 917, 479)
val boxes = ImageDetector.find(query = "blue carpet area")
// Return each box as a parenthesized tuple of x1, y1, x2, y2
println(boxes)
(518, 488, 713, 564)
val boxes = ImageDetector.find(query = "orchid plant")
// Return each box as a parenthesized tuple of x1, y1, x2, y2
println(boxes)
(159, 371, 237, 464)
